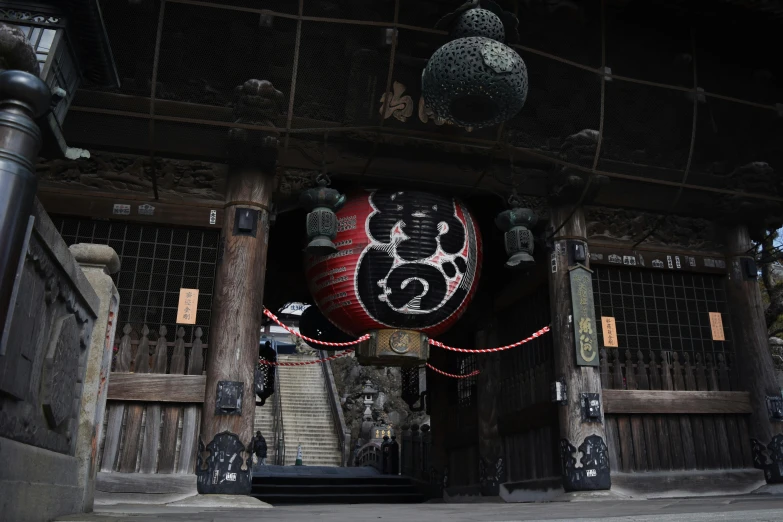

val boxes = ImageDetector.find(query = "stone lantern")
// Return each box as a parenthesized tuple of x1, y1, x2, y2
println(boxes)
(362, 380, 378, 421)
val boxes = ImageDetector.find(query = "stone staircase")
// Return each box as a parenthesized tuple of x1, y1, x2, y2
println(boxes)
(254, 354, 342, 467)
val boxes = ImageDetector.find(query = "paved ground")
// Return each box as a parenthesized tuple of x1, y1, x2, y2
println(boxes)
(59, 496, 783, 522)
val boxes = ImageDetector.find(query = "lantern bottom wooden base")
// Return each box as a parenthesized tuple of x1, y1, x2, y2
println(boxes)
(355, 329, 429, 367)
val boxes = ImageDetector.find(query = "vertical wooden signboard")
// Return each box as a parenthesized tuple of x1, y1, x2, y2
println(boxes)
(570, 265, 599, 366)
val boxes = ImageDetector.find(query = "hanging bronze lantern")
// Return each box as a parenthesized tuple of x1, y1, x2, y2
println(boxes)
(299, 172, 346, 256)
(421, 1, 528, 129)
(495, 196, 538, 269)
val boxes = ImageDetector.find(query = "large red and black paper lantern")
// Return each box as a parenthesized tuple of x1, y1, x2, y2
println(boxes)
(305, 189, 482, 338)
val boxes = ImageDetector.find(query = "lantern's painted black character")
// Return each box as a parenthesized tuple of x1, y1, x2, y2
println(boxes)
(356, 190, 477, 329)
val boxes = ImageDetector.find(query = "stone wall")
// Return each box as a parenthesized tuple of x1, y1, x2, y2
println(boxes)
(331, 354, 429, 445)
(0, 200, 100, 522)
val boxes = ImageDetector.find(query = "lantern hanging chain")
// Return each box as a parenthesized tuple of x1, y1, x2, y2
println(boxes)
(263, 308, 369, 346)
(426, 363, 480, 379)
(259, 349, 355, 366)
(316, 132, 332, 186)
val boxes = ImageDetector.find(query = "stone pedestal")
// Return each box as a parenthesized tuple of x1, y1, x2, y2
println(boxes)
(71, 243, 121, 511)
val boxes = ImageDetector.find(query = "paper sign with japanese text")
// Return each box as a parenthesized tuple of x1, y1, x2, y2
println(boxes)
(177, 288, 199, 325)
(709, 312, 725, 341)
(601, 316, 618, 348)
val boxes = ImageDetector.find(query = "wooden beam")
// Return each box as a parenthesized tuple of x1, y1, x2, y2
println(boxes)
(96, 472, 196, 495)
(107, 373, 206, 403)
(603, 390, 752, 415)
(37, 188, 223, 229)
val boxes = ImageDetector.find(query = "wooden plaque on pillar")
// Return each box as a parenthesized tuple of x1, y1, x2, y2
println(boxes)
(569, 264, 598, 367)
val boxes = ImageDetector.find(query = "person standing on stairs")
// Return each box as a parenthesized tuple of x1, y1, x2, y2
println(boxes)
(253, 430, 268, 465)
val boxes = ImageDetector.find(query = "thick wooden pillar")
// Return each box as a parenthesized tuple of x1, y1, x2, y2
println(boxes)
(476, 324, 504, 495)
(197, 164, 274, 494)
(548, 205, 610, 492)
(725, 225, 783, 483)
(428, 356, 450, 493)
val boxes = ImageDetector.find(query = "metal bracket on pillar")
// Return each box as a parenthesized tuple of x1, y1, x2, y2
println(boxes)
(215, 380, 244, 416)
(233, 208, 259, 237)
(741, 257, 759, 280)
(566, 240, 586, 267)
(580, 393, 602, 423)
(766, 395, 783, 422)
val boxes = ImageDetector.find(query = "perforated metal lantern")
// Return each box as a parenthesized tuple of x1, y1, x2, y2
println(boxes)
(495, 206, 538, 269)
(299, 176, 346, 256)
(422, 37, 528, 129)
(451, 8, 505, 40)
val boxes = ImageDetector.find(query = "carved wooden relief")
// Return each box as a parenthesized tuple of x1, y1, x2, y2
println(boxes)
(585, 205, 724, 251)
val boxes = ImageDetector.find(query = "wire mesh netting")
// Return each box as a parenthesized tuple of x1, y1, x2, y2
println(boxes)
(691, 98, 782, 179)
(592, 266, 739, 390)
(516, 0, 603, 69)
(599, 80, 694, 172)
(55, 0, 782, 208)
(89, 0, 159, 97)
(51, 216, 218, 346)
(604, 1, 693, 88)
(505, 51, 601, 165)
(293, 21, 389, 128)
(497, 284, 553, 417)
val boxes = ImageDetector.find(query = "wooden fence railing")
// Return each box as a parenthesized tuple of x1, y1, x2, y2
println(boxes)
(99, 324, 206, 475)
(355, 442, 382, 471)
(401, 424, 433, 482)
(600, 348, 753, 473)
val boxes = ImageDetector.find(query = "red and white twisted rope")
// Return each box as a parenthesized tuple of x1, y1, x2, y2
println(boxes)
(263, 308, 550, 358)
(426, 363, 480, 379)
(258, 349, 354, 366)
(427, 326, 551, 353)
(263, 308, 369, 347)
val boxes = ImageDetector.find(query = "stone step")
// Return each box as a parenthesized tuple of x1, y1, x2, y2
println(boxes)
(279, 400, 331, 404)
(285, 446, 338, 450)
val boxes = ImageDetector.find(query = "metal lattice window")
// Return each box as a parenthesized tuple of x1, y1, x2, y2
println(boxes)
(456, 355, 477, 407)
(51, 216, 218, 346)
(498, 284, 553, 415)
(592, 266, 736, 386)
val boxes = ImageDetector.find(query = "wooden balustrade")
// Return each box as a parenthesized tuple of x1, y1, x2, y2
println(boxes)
(600, 348, 753, 473)
(398, 424, 433, 481)
(99, 323, 207, 475)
